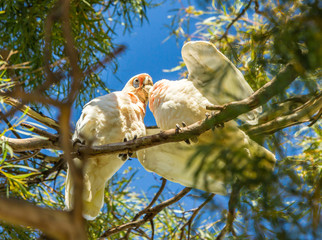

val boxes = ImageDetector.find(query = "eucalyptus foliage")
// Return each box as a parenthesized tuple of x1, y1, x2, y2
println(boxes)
(0, 0, 321, 239)
(0, 0, 153, 106)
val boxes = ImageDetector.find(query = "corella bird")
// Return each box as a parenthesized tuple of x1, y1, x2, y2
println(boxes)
(65, 73, 153, 220)
(137, 41, 275, 194)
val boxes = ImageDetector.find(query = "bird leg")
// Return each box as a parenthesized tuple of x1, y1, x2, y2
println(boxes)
(118, 135, 137, 161)
(175, 123, 181, 133)
(127, 135, 137, 158)
(72, 138, 85, 156)
(178, 122, 198, 144)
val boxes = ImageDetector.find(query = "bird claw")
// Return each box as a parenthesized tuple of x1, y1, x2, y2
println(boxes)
(117, 135, 137, 161)
(205, 112, 210, 119)
(176, 122, 197, 144)
(72, 138, 85, 156)
(73, 138, 85, 147)
(175, 123, 181, 133)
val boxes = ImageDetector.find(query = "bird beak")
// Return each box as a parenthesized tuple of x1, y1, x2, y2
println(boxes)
(143, 76, 153, 95)
(144, 84, 153, 93)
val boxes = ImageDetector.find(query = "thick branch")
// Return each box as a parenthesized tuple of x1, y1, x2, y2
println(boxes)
(0, 136, 59, 152)
(246, 92, 322, 136)
(1, 96, 60, 131)
(0, 197, 74, 240)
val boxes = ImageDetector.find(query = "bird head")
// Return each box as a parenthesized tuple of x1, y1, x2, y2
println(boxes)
(123, 73, 153, 104)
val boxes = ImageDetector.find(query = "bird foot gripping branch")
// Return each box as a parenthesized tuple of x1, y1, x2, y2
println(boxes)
(118, 135, 137, 161)
(174, 122, 198, 144)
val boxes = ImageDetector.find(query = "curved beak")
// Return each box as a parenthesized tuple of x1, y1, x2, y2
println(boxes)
(143, 76, 153, 95)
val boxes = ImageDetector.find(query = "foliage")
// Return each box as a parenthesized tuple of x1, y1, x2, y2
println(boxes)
(0, 0, 321, 239)
(164, 0, 321, 239)
(0, 0, 154, 106)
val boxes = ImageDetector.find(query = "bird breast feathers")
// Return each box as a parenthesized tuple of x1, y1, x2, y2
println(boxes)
(73, 91, 146, 145)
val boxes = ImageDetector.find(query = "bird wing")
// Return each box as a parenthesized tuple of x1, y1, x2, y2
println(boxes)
(137, 128, 228, 194)
(182, 41, 261, 124)
(146, 79, 276, 194)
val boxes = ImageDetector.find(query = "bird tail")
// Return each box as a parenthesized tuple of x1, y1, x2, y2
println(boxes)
(65, 165, 106, 220)
(64, 166, 73, 211)
(65, 156, 124, 220)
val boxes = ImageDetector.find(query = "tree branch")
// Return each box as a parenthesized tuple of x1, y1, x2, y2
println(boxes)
(218, 0, 253, 40)
(0, 196, 75, 240)
(216, 182, 242, 240)
(246, 92, 322, 136)
(100, 187, 191, 239)
(20, 122, 59, 141)
(1, 96, 60, 131)
(0, 136, 60, 152)
(180, 193, 215, 240)
(3, 64, 310, 157)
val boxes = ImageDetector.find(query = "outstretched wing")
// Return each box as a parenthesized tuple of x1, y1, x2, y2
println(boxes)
(182, 41, 261, 124)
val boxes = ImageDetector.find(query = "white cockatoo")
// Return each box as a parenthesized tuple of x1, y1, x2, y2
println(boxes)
(137, 41, 275, 194)
(65, 73, 153, 220)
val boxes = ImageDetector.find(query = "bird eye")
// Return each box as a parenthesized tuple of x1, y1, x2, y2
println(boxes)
(133, 78, 140, 88)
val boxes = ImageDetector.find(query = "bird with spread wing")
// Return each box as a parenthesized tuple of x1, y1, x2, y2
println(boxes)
(137, 41, 275, 194)
(65, 74, 153, 220)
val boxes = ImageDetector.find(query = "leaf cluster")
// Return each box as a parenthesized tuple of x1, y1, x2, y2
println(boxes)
(0, 0, 154, 106)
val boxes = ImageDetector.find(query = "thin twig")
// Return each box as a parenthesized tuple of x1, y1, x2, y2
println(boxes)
(0, 110, 21, 139)
(219, 0, 253, 40)
(1, 96, 60, 130)
(149, 219, 155, 240)
(6, 150, 41, 163)
(308, 107, 322, 127)
(246, 92, 322, 136)
(100, 187, 191, 239)
(135, 178, 167, 218)
(216, 182, 242, 240)
(20, 122, 59, 141)
(124, 178, 167, 238)
(180, 193, 215, 240)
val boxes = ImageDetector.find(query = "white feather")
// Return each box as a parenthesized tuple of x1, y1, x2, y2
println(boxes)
(65, 86, 148, 220)
(138, 79, 276, 194)
(182, 41, 261, 125)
